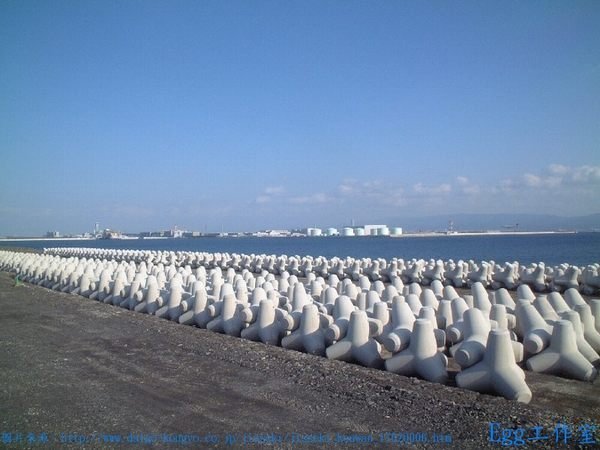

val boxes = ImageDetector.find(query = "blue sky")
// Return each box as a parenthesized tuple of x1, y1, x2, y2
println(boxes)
(1, 1, 599, 235)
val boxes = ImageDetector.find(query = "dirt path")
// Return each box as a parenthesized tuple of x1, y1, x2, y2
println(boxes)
(0, 272, 598, 449)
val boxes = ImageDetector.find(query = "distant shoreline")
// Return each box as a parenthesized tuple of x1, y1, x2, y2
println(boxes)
(392, 230, 578, 238)
(0, 230, 581, 242)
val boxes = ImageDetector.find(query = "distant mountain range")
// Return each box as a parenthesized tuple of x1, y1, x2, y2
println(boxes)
(385, 213, 600, 233)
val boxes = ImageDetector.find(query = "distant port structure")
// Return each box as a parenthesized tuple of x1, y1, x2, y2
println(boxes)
(6, 219, 578, 241)
(307, 225, 403, 237)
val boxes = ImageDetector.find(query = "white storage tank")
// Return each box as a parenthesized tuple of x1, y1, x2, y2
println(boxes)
(325, 227, 339, 236)
(341, 227, 355, 237)
(377, 226, 390, 236)
(307, 227, 322, 237)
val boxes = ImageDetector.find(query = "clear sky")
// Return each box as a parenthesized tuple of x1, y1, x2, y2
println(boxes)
(1, 1, 599, 235)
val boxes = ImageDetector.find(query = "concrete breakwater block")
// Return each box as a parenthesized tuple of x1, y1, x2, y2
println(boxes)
(38, 247, 600, 294)
(381, 297, 415, 353)
(385, 319, 448, 384)
(3, 248, 600, 403)
(525, 320, 597, 382)
(514, 300, 553, 355)
(240, 299, 288, 346)
(282, 304, 328, 356)
(206, 294, 247, 337)
(560, 310, 600, 364)
(178, 288, 215, 327)
(326, 310, 384, 369)
(456, 329, 532, 403)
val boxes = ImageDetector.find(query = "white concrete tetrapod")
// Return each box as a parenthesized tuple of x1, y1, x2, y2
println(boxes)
(381, 297, 416, 353)
(546, 292, 571, 315)
(348, 261, 362, 281)
(463, 295, 474, 309)
(391, 276, 404, 294)
(402, 262, 423, 285)
(436, 299, 453, 330)
(492, 263, 518, 290)
(249, 287, 268, 306)
(560, 310, 600, 364)
(520, 264, 546, 292)
(381, 285, 399, 303)
(516, 285, 536, 301)
(452, 297, 469, 322)
(515, 300, 553, 355)
(582, 266, 600, 295)
(328, 274, 341, 289)
(552, 266, 581, 291)
(442, 286, 459, 301)
(445, 298, 471, 344)
(240, 299, 287, 346)
(178, 288, 215, 327)
(450, 308, 491, 368)
(489, 304, 517, 341)
(370, 301, 393, 346)
(471, 282, 492, 315)
(209, 278, 223, 303)
(493, 288, 516, 314)
(372, 280, 386, 296)
(89, 269, 113, 302)
(119, 278, 144, 310)
(363, 290, 380, 312)
(343, 282, 359, 301)
(564, 288, 587, 309)
(357, 275, 371, 292)
(467, 263, 490, 287)
(420, 289, 439, 310)
(309, 280, 323, 300)
(574, 304, 600, 352)
(71, 272, 96, 298)
(526, 320, 597, 382)
(429, 279, 443, 299)
(292, 282, 311, 312)
(355, 292, 367, 311)
(62, 269, 82, 293)
(451, 308, 524, 368)
(326, 310, 384, 369)
(104, 271, 128, 305)
(282, 304, 329, 356)
(385, 319, 448, 384)
(206, 294, 247, 337)
(417, 306, 446, 350)
(320, 287, 338, 315)
(422, 260, 444, 285)
(406, 282, 422, 297)
(444, 261, 465, 288)
(532, 295, 560, 323)
(456, 329, 531, 403)
(592, 300, 600, 333)
(282, 282, 312, 331)
(278, 277, 290, 295)
(134, 276, 163, 315)
(155, 284, 186, 321)
(405, 293, 423, 316)
(325, 295, 356, 345)
(366, 261, 382, 282)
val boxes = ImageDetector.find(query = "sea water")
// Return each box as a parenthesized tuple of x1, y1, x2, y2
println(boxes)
(1, 233, 599, 266)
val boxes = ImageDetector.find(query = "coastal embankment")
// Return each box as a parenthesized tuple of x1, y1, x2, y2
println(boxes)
(1, 272, 598, 449)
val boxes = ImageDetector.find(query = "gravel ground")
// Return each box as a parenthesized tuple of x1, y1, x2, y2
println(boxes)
(0, 271, 599, 449)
